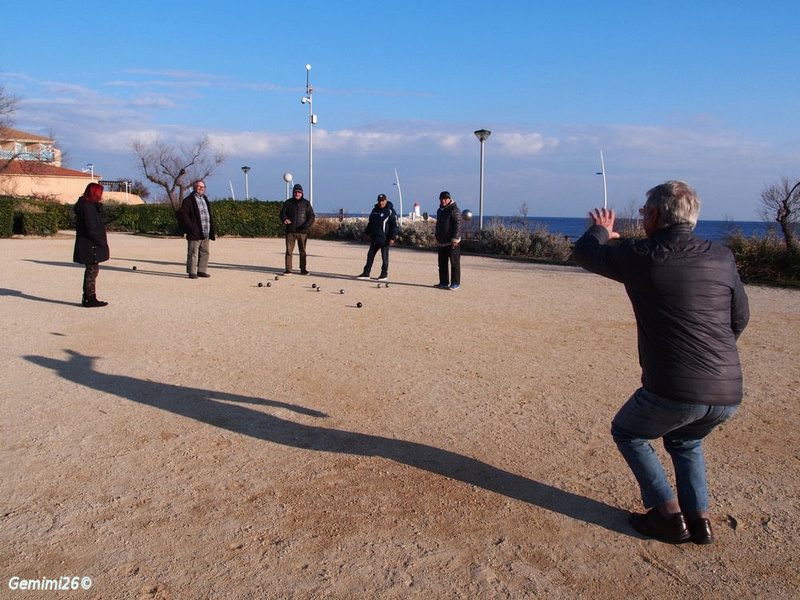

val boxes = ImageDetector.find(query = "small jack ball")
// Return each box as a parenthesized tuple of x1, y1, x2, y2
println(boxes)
(258, 282, 263, 287)
(357, 302, 363, 308)
(132, 266, 137, 270)
(340, 289, 345, 294)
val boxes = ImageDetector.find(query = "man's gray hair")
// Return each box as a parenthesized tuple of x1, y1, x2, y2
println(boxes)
(645, 180, 701, 229)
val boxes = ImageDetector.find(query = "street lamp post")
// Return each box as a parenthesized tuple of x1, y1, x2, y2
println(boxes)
(283, 172, 293, 199)
(83, 163, 95, 182)
(241, 166, 250, 200)
(300, 64, 316, 206)
(393, 168, 404, 227)
(596, 150, 607, 209)
(474, 129, 491, 231)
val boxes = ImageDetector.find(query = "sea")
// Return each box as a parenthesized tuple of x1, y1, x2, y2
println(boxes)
(470, 216, 775, 244)
(323, 213, 775, 245)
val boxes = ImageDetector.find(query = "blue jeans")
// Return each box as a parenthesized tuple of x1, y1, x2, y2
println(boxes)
(611, 387, 738, 512)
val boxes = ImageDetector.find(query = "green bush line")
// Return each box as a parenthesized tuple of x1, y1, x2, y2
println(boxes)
(4, 197, 798, 286)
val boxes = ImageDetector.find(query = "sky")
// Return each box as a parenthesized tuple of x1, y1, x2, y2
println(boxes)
(3, 0, 798, 220)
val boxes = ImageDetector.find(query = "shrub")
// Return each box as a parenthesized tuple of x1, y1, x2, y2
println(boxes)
(310, 217, 345, 239)
(0, 197, 13, 237)
(396, 220, 436, 247)
(334, 218, 368, 241)
(11, 197, 71, 235)
(213, 200, 283, 237)
(726, 232, 800, 287)
(136, 204, 181, 235)
(480, 223, 573, 261)
(104, 202, 140, 232)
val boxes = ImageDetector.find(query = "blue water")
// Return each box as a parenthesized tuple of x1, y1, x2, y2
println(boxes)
(320, 213, 776, 245)
(467, 216, 776, 244)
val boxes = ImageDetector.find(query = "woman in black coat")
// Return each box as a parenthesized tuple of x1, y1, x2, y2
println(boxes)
(73, 182, 109, 307)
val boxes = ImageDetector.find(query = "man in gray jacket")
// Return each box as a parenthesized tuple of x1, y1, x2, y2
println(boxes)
(573, 181, 749, 545)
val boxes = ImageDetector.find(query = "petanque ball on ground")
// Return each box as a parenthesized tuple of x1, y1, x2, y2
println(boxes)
(377, 283, 382, 288)
(385, 283, 390, 287)
(132, 265, 137, 270)
(312, 283, 317, 288)
(267, 282, 271, 287)
(317, 287, 321, 292)
(340, 289, 345, 294)
(258, 282, 263, 287)
(357, 302, 363, 308)
(275, 275, 279, 280)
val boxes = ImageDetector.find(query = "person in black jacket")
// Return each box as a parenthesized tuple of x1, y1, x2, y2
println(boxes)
(573, 180, 750, 545)
(357, 193, 398, 281)
(279, 183, 315, 275)
(73, 182, 109, 307)
(177, 180, 216, 279)
(434, 191, 462, 290)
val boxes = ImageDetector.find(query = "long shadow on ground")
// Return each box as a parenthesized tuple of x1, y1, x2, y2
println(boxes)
(25, 350, 631, 536)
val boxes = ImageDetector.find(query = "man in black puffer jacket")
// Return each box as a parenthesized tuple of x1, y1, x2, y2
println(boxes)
(573, 180, 749, 546)
(279, 184, 315, 275)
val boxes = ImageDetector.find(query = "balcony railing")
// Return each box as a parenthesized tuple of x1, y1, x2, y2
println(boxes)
(0, 150, 56, 162)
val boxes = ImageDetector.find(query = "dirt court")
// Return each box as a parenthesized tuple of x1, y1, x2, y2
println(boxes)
(1, 232, 798, 599)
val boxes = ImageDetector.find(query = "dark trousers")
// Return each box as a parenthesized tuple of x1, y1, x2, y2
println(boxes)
(82, 263, 100, 297)
(363, 243, 390, 277)
(437, 245, 460, 286)
(285, 233, 308, 272)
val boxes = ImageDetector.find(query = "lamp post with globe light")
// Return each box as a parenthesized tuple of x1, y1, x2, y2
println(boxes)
(283, 172, 293, 199)
(474, 129, 491, 231)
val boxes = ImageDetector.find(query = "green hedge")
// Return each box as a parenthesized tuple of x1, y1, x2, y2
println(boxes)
(213, 200, 283, 237)
(0, 197, 13, 237)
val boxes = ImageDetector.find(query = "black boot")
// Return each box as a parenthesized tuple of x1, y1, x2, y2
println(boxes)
(82, 294, 108, 308)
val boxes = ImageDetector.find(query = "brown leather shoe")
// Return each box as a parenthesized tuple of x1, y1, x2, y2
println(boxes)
(688, 517, 714, 545)
(629, 508, 691, 544)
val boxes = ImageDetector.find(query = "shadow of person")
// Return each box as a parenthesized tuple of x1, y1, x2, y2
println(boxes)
(0, 288, 80, 307)
(25, 350, 631, 535)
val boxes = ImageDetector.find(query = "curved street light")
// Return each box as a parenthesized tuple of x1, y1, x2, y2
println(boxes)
(596, 150, 607, 209)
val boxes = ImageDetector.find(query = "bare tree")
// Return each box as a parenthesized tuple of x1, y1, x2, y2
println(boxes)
(133, 137, 225, 210)
(0, 84, 20, 173)
(759, 176, 800, 254)
(0, 84, 18, 130)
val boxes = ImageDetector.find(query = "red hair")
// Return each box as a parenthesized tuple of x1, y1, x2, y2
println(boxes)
(82, 182, 104, 203)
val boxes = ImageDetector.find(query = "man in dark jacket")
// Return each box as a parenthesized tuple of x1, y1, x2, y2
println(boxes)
(357, 193, 398, 281)
(177, 181, 216, 279)
(573, 180, 750, 545)
(434, 191, 462, 290)
(279, 183, 315, 275)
